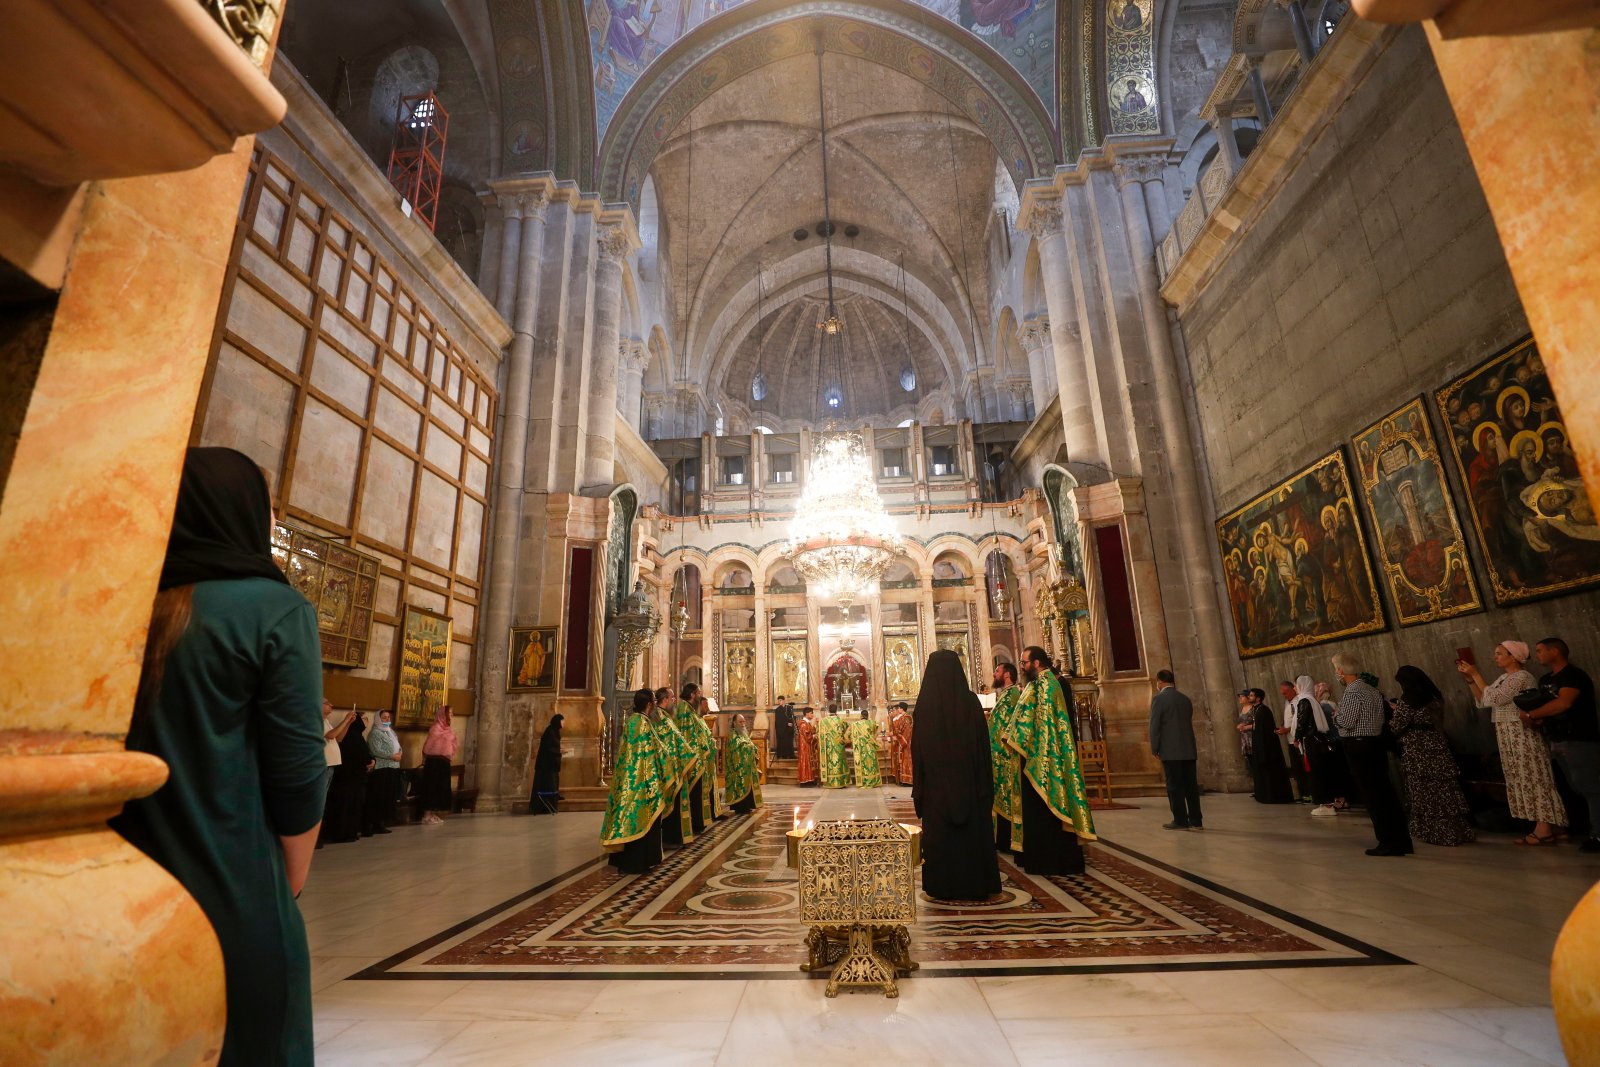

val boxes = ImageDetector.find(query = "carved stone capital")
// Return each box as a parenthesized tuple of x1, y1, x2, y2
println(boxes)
(619, 337, 651, 372)
(597, 224, 632, 262)
(1112, 154, 1167, 189)
(1024, 202, 1063, 239)
(1017, 315, 1051, 353)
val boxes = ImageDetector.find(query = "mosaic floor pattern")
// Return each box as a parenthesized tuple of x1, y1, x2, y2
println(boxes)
(359, 800, 1401, 981)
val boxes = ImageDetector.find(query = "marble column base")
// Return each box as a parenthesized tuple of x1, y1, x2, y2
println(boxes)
(0, 748, 225, 1066)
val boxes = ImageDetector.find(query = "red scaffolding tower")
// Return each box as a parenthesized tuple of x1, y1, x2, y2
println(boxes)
(386, 92, 448, 232)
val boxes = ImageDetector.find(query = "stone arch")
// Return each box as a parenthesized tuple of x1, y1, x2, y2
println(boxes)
(596, 0, 1059, 205)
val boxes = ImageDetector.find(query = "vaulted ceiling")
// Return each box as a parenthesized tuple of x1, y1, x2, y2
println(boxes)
(648, 44, 1004, 425)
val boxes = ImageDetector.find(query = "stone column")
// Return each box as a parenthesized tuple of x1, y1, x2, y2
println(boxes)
(618, 337, 650, 431)
(0, 116, 270, 1063)
(1113, 152, 1237, 784)
(1017, 314, 1054, 410)
(475, 185, 548, 810)
(1211, 105, 1243, 174)
(1247, 61, 1275, 126)
(583, 220, 635, 489)
(754, 586, 770, 712)
(476, 191, 505, 309)
(492, 195, 523, 323)
(1287, 0, 1317, 63)
(1023, 194, 1104, 468)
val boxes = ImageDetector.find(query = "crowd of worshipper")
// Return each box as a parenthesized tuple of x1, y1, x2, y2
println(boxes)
(315, 701, 462, 844)
(599, 683, 761, 873)
(1209, 636, 1598, 856)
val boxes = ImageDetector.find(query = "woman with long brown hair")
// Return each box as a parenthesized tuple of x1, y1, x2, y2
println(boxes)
(112, 447, 325, 1066)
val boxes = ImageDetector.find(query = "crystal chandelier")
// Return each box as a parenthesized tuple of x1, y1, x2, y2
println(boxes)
(787, 433, 902, 612)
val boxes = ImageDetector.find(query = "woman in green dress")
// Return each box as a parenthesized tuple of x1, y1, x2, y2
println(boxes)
(113, 448, 327, 1067)
(849, 715, 883, 787)
(725, 714, 764, 813)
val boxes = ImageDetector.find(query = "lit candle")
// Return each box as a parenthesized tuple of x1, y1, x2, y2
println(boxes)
(792, 806, 799, 832)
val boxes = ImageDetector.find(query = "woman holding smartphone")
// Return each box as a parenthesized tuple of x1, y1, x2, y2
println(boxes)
(1459, 640, 1567, 845)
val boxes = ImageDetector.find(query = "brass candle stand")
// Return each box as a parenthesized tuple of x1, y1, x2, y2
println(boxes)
(790, 819, 922, 997)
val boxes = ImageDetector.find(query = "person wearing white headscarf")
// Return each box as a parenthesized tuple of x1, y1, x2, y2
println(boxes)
(1459, 640, 1566, 844)
(1287, 675, 1343, 816)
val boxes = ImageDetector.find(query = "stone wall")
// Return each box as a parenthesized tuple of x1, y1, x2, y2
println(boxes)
(196, 65, 509, 756)
(1177, 27, 1600, 745)
(1162, 0, 1235, 131)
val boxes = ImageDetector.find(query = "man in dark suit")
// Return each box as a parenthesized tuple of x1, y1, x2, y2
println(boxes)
(1149, 669, 1202, 830)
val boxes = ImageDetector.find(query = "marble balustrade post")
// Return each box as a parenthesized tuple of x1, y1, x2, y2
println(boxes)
(1024, 195, 1105, 469)
(1113, 154, 1236, 784)
(475, 185, 547, 810)
(583, 224, 631, 489)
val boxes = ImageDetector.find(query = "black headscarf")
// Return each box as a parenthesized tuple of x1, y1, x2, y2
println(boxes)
(911, 649, 991, 825)
(1395, 665, 1442, 709)
(159, 447, 288, 590)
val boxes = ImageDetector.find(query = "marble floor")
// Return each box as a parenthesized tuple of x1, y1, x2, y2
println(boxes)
(301, 789, 1594, 1066)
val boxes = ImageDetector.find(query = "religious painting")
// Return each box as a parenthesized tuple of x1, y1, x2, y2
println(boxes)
(936, 631, 973, 684)
(1215, 449, 1387, 658)
(270, 522, 379, 668)
(1435, 337, 1600, 605)
(397, 606, 451, 728)
(882, 632, 922, 703)
(721, 636, 757, 706)
(507, 626, 558, 692)
(770, 637, 810, 704)
(1351, 398, 1483, 626)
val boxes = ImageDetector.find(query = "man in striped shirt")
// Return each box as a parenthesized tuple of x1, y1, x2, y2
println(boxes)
(1332, 653, 1412, 856)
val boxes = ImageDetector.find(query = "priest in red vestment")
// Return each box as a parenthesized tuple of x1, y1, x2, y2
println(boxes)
(795, 711, 819, 786)
(889, 702, 914, 784)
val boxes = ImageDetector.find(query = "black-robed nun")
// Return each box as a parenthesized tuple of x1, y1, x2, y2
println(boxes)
(532, 713, 564, 803)
(912, 649, 1003, 902)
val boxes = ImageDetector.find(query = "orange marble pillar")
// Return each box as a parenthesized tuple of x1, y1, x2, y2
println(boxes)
(1419, 25, 1600, 516)
(0, 139, 259, 1063)
(1410, 25, 1600, 1066)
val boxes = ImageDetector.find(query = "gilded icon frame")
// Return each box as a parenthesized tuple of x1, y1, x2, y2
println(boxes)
(1351, 397, 1482, 626)
(1214, 448, 1387, 658)
(507, 625, 559, 692)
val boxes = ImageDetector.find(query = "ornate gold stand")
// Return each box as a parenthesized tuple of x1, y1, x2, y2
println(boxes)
(792, 820, 921, 998)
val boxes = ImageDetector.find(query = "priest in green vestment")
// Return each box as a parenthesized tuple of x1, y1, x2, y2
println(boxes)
(849, 715, 883, 787)
(652, 702, 696, 845)
(816, 710, 849, 788)
(1005, 646, 1096, 876)
(663, 683, 719, 830)
(988, 661, 1024, 853)
(602, 688, 669, 873)
(725, 714, 763, 813)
